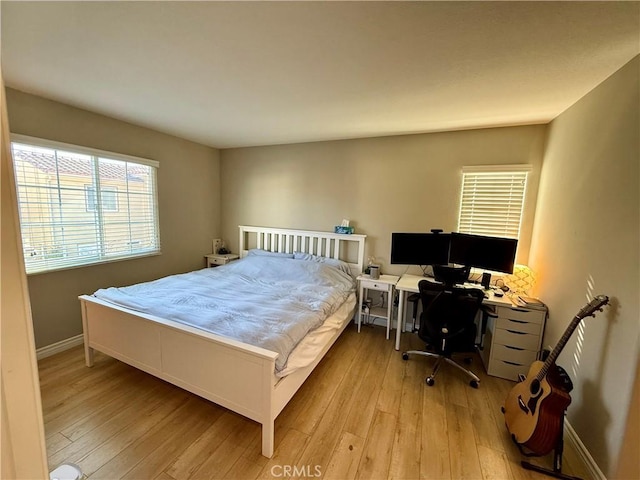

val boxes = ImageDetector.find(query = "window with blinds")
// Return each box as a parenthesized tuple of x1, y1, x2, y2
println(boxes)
(457, 166, 530, 239)
(11, 136, 160, 274)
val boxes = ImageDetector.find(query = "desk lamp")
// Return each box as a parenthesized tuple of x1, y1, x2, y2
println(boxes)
(504, 264, 536, 296)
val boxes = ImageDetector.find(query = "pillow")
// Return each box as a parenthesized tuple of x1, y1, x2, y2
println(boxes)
(292, 252, 315, 261)
(293, 252, 351, 275)
(247, 249, 294, 259)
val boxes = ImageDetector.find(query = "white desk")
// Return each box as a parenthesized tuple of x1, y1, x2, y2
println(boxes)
(394, 274, 515, 351)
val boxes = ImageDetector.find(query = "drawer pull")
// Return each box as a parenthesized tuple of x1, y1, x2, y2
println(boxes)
(508, 319, 528, 324)
(510, 308, 529, 313)
(505, 345, 525, 351)
(502, 360, 524, 366)
(506, 329, 527, 335)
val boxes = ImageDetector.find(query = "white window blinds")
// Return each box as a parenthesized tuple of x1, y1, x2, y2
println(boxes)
(11, 135, 160, 274)
(457, 166, 530, 239)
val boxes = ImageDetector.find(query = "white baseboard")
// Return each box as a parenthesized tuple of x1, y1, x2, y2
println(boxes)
(565, 419, 606, 480)
(36, 334, 84, 360)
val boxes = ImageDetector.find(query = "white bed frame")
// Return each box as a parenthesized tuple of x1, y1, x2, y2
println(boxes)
(79, 226, 366, 458)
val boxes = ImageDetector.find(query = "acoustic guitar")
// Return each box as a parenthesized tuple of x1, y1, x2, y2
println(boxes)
(503, 295, 609, 456)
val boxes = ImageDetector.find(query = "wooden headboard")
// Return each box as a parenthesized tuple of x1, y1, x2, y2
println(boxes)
(238, 225, 367, 277)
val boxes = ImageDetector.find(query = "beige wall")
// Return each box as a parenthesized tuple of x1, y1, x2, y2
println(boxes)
(529, 56, 639, 477)
(6, 89, 221, 348)
(221, 125, 546, 277)
(1, 81, 48, 479)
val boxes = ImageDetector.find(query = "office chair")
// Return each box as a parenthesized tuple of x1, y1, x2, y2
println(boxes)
(402, 279, 485, 388)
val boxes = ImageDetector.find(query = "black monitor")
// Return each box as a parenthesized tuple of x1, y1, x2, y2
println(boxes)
(449, 232, 517, 274)
(390, 232, 450, 266)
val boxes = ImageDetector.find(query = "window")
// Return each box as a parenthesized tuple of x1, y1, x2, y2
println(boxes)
(11, 135, 160, 274)
(85, 185, 118, 212)
(457, 165, 530, 239)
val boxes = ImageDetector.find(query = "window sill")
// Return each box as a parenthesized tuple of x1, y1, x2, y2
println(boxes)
(26, 251, 162, 276)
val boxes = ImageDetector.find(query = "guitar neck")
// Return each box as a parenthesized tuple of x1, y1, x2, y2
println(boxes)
(532, 295, 608, 384)
(536, 315, 582, 382)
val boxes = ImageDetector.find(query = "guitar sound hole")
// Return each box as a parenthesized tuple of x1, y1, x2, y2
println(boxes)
(530, 379, 541, 396)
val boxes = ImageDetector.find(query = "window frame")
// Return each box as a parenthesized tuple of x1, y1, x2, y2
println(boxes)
(457, 164, 531, 241)
(10, 134, 161, 274)
(85, 184, 119, 213)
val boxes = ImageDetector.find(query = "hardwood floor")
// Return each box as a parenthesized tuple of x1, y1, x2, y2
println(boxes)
(40, 324, 591, 479)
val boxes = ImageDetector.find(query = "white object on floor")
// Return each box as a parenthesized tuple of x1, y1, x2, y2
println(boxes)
(49, 463, 83, 480)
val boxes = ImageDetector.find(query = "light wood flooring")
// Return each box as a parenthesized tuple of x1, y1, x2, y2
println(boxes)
(40, 324, 591, 480)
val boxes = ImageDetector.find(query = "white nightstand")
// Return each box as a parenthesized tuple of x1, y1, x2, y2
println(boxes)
(357, 274, 400, 339)
(205, 253, 239, 267)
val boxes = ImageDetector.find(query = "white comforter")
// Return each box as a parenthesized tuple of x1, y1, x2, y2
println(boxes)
(93, 256, 355, 372)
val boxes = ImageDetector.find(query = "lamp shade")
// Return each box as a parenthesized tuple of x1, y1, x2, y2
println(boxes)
(504, 264, 536, 295)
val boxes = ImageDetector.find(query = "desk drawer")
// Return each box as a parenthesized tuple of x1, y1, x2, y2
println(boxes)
(491, 343, 538, 365)
(360, 280, 392, 292)
(497, 306, 545, 325)
(493, 328, 540, 351)
(495, 317, 543, 335)
(488, 358, 530, 382)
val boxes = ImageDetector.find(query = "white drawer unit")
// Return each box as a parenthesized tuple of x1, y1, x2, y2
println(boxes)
(357, 274, 399, 340)
(482, 304, 547, 381)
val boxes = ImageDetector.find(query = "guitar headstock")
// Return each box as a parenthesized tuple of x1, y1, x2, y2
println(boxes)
(577, 295, 609, 319)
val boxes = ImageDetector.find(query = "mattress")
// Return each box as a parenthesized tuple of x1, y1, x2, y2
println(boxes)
(93, 254, 356, 374)
(277, 291, 356, 379)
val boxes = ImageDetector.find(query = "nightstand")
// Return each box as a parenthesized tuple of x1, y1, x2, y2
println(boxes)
(357, 274, 400, 339)
(205, 253, 239, 267)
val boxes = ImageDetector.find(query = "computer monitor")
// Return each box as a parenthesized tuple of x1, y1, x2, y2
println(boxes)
(390, 232, 450, 266)
(449, 232, 517, 274)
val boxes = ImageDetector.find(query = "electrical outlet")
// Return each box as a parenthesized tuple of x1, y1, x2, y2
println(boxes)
(212, 238, 223, 254)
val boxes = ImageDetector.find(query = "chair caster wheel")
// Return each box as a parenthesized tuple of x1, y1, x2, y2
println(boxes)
(426, 377, 435, 386)
(469, 380, 479, 389)
(402, 353, 409, 361)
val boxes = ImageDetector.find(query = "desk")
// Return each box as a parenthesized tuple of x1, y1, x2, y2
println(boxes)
(394, 274, 513, 351)
(394, 274, 547, 381)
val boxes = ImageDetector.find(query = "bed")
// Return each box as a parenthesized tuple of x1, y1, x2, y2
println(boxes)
(78, 225, 366, 457)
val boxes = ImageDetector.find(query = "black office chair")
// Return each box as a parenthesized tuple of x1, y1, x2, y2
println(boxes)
(402, 279, 485, 388)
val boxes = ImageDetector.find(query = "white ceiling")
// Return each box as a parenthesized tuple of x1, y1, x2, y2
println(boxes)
(2, 1, 639, 149)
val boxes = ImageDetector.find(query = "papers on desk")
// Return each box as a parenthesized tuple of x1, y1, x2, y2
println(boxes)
(514, 295, 546, 310)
